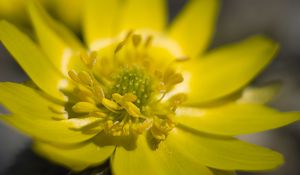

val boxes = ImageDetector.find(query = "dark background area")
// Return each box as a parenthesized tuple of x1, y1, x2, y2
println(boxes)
(0, 0, 300, 174)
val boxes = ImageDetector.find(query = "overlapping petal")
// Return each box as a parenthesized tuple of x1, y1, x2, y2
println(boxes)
(237, 82, 281, 104)
(119, 0, 167, 33)
(83, 0, 120, 49)
(166, 128, 283, 170)
(1, 114, 95, 144)
(0, 0, 36, 25)
(0, 82, 63, 120)
(28, 1, 84, 76)
(112, 135, 214, 175)
(176, 103, 300, 136)
(0, 21, 66, 100)
(179, 35, 279, 104)
(0, 82, 96, 144)
(168, 0, 219, 57)
(48, 0, 82, 32)
(33, 141, 114, 171)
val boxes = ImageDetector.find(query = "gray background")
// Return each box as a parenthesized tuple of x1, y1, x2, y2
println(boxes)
(1, 0, 300, 174)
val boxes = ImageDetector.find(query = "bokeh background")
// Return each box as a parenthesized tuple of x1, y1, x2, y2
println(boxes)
(0, 0, 300, 174)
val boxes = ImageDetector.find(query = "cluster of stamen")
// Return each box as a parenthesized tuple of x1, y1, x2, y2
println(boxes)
(62, 31, 186, 140)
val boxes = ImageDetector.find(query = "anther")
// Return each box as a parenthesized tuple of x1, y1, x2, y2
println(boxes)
(80, 52, 97, 68)
(90, 111, 107, 118)
(114, 30, 134, 54)
(168, 93, 187, 111)
(151, 126, 166, 140)
(72, 102, 98, 113)
(168, 73, 184, 85)
(124, 102, 141, 118)
(175, 56, 190, 62)
(75, 86, 94, 97)
(102, 98, 122, 112)
(132, 34, 142, 47)
(123, 93, 137, 102)
(93, 84, 105, 102)
(68, 69, 80, 82)
(78, 71, 93, 85)
(144, 35, 153, 48)
(115, 41, 126, 54)
(112, 93, 141, 118)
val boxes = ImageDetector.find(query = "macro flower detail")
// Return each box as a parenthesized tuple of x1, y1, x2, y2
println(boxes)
(0, 0, 299, 175)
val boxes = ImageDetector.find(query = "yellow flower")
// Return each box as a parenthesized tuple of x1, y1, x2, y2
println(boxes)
(0, 0, 299, 174)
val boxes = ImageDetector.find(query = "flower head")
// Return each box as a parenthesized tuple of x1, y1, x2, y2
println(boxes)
(0, 0, 299, 174)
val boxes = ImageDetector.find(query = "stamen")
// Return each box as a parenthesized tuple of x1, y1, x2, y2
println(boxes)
(90, 111, 107, 118)
(124, 102, 141, 118)
(93, 84, 105, 103)
(175, 56, 190, 62)
(72, 102, 98, 113)
(68, 69, 80, 82)
(144, 35, 153, 48)
(114, 30, 134, 54)
(77, 71, 93, 85)
(115, 41, 126, 54)
(132, 119, 152, 134)
(162, 68, 184, 92)
(102, 98, 122, 112)
(132, 34, 142, 47)
(168, 93, 187, 111)
(80, 52, 97, 68)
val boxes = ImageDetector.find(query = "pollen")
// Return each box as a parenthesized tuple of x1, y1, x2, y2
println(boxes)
(63, 31, 187, 140)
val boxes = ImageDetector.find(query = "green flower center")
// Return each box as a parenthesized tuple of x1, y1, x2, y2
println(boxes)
(65, 31, 186, 140)
(111, 67, 152, 108)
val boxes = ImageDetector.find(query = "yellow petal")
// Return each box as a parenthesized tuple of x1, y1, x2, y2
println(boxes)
(48, 0, 82, 32)
(0, 21, 66, 100)
(83, 0, 120, 49)
(33, 141, 114, 171)
(0, 84, 94, 144)
(166, 128, 283, 170)
(0, 0, 28, 25)
(28, 1, 84, 76)
(1, 115, 95, 144)
(179, 35, 279, 104)
(237, 82, 281, 104)
(177, 104, 300, 136)
(112, 135, 214, 175)
(119, 0, 167, 32)
(168, 0, 219, 57)
(0, 82, 65, 120)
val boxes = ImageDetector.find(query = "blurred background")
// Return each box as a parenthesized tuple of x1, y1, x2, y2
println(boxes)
(0, 0, 300, 174)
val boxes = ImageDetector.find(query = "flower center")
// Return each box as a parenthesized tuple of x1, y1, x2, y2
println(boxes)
(63, 31, 186, 140)
(111, 67, 152, 108)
